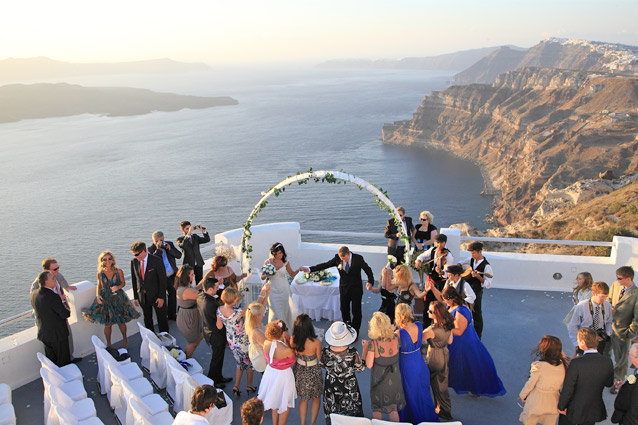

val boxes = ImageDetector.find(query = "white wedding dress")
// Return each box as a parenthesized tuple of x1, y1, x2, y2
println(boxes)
(264, 260, 295, 327)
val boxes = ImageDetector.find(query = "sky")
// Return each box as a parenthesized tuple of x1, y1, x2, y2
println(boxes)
(2, 0, 637, 65)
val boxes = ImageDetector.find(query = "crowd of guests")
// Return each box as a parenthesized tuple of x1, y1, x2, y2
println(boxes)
(28, 211, 638, 425)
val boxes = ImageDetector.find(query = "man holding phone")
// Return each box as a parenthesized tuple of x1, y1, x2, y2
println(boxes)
(177, 221, 211, 283)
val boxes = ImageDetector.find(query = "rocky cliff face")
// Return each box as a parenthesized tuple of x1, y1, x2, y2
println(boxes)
(383, 66, 638, 225)
(453, 38, 638, 85)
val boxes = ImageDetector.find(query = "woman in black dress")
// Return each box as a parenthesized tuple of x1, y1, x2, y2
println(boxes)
(411, 211, 438, 286)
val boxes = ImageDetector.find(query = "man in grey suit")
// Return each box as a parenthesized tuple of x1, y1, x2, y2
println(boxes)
(149, 231, 182, 321)
(607, 266, 638, 392)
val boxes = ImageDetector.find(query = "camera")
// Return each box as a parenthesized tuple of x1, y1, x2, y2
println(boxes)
(595, 328, 610, 342)
(214, 390, 227, 408)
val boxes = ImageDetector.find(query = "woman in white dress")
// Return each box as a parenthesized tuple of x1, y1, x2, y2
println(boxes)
(261, 242, 303, 328)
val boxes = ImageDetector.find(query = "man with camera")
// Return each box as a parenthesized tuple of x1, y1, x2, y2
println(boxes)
(148, 230, 182, 321)
(177, 221, 211, 283)
(569, 281, 613, 356)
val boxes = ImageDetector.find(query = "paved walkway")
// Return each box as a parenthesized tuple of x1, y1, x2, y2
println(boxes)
(14, 288, 622, 424)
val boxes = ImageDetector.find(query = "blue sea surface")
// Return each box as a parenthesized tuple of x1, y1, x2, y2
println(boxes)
(0, 67, 492, 335)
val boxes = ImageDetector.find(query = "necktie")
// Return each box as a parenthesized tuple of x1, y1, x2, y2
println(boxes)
(593, 305, 600, 329)
(344, 262, 350, 273)
(140, 260, 145, 280)
(620, 287, 626, 298)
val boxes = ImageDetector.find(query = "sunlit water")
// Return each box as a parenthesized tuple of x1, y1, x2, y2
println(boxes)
(0, 67, 493, 335)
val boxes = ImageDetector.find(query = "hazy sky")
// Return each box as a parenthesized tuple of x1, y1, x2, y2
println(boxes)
(2, 0, 637, 65)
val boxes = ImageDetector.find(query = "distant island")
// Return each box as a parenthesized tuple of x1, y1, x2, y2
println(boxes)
(0, 83, 238, 123)
(0, 57, 210, 82)
(317, 46, 526, 71)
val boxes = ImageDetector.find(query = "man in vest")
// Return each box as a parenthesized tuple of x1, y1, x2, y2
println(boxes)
(415, 234, 454, 326)
(459, 242, 493, 339)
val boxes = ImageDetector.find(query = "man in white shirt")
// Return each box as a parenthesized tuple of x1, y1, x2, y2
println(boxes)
(458, 242, 493, 339)
(569, 281, 613, 355)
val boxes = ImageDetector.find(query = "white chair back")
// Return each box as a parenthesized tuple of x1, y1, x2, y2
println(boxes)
(416, 422, 462, 425)
(148, 339, 168, 389)
(164, 355, 192, 411)
(371, 419, 412, 425)
(107, 366, 128, 421)
(53, 405, 81, 425)
(37, 352, 82, 382)
(330, 413, 372, 425)
(90, 337, 108, 394)
(0, 403, 16, 425)
(137, 322, 152, 370)
(128, 397, 153, 425)
(0, 383, 11, 404)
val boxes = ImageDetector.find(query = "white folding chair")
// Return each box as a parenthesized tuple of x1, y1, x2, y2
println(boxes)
(183, 377, 233, 425)
(330, 413, 372, 425)
(37, 352, 82, 382)
(53, 405, 104, 425)
(48, 386, 96, 425)
(148, 340, 168, 389)
(137, 322, 155, 371)
(40, 368, 87, 424)
(371, 419, 412, 425)
(0, 383, 11, 404)
(0, 403, 16, 425)
(106, 362, 153, 412)
(128, 397, 173, 425)
(96, 348, 143, 402)
(118, 376, 169, 425)
(91, 336, 131, 394)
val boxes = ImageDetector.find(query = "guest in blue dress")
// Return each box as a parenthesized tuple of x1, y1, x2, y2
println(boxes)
(394, 303, 439, 423)
(442, 286, 506, 397)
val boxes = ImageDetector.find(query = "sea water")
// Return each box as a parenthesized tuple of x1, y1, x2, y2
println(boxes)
(0, 66, 492, 335)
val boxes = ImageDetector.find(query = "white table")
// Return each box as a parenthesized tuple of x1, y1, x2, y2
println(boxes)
(291, 267, 342, 321)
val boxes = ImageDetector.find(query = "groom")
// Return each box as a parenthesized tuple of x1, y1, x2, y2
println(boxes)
(306, 246, 374, 335)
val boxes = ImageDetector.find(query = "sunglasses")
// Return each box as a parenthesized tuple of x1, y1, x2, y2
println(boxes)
(133, 251, 143, 257)
(427, 310, 435, 314)
(51, 267, 60, 271)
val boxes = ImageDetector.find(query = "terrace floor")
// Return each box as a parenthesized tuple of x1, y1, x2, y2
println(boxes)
(13, 288, 622, 425)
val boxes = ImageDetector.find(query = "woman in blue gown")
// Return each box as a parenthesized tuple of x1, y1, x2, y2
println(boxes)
(442, 286, 506, 397)
(394, 303, 439, 423)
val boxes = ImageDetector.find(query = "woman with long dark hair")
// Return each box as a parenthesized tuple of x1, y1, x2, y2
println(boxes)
(423, 301, 454, 421)
(291, 314, 322, 425)
(443, 286, 506, 397)
(518, 335, 567, 425)
(175, 265, 203, 358)
(563, 272, 594, 327)
(261, 242, 303, 326)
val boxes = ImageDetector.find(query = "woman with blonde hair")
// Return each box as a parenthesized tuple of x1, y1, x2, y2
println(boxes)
(217, 287, 266, 397)
(362, 312, 405, 422)
(380, 265, 427, 309)
(82, 251, 140, 347)
(562, 272, 594, 326)
(245, 301, 268, 373)
(411, 210, 438, 285)
(258, 320, 297, 425)
(518, 335, 567, 425)
(394, 303, 438, 423)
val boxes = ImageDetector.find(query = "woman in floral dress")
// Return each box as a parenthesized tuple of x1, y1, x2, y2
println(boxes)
(217, 287, 266, 397)
(82, 251, 140, 348)
(321, 321, 366, 425)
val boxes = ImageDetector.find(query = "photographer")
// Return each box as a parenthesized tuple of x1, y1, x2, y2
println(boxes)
(569, 281, 612, 356)
(148, 230, 182, 320)
(177, 221, 211, 283)
(172, 384, 224, 424)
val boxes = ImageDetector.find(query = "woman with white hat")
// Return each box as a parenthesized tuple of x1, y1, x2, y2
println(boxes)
(321, 321, 366, 425)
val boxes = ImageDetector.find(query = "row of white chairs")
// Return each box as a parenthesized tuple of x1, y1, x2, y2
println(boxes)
(0, 383, 16, 425)
(137, 323, 233, 425)
(329, 413, 463, 425)
(36, 352, 104, 425)
(90, 335, 174, 425)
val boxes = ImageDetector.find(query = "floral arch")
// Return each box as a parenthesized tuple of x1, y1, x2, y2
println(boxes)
(240, 169, 410, 272)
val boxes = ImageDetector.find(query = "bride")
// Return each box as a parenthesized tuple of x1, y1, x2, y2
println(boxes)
(261, 242, 303, 328)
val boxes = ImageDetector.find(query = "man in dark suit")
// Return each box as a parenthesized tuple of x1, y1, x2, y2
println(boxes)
(384, 206, 415, 266)
(197, 277, 231, 389)
(558, 328, 614, 425)
(33, 271, 71, 366)
(149, 230, 182, 321)
(130, 241, 169, 333)
(306, 246, 374, 335)
(611, 343, 638, 425)
(176, 221, 211, 283)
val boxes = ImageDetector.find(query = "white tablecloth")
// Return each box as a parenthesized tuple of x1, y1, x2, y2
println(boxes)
(291, 267, 342, 321)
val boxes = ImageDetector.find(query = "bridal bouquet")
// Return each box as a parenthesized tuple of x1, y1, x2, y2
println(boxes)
(385, 255, 398, 269)
(303, 270, 336, 282)
(262, 263, 277, 277)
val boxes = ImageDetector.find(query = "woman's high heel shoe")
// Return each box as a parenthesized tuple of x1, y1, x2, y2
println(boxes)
(246, 386, 257, 395)
(233, 386, 241, 397)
